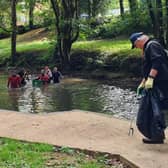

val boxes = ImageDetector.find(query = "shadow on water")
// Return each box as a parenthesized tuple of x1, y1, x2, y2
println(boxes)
(0, 75, 141, 120)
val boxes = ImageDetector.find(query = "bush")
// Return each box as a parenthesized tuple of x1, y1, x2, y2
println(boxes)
(17, 25, 26, 34)
(86, 8, 152, 39)
(78, 18, 108, 40)
(79, 23, 92, 40)
(0, 29, 10, 39)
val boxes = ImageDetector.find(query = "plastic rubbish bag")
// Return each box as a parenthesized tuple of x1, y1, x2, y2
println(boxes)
(136, 89, 166, 140)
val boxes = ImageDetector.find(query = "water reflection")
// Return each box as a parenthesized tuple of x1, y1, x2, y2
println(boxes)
(0, 76, 139, 119)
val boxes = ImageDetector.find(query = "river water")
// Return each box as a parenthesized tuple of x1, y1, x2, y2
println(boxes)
(0, 75, 140, 120)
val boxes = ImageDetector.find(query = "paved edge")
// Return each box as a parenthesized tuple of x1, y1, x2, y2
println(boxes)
(0, 109, 167, 168)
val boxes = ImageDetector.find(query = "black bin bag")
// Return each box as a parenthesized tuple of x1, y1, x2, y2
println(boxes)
(136, 89, 166, 140)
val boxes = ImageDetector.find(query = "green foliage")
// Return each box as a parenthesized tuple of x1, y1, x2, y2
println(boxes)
(81, 161, 103, 168)
(0, 37, 52, 66)
(79, 0, 112, 16)
(0, 138, 127, 168)
(109, 0, 129, 9)
(0, 137, 53, 168)
(79, 21, 93, 40)
(72, 39, 132, 53)
(59, 146, 75, 155)
(0, 28, 10, 39)
(89, 10, 152, 39)
(34, 3, 53, 27)
(0, 30, 141, 74)
(79, 3, 152, 40)
(71, 39, 141, 74)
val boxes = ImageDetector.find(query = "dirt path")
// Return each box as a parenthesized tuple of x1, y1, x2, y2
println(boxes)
(0, 109, 167, 168)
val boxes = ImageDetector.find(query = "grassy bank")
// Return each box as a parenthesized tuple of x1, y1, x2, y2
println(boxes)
(0, 137, 53, 168)
(0, 29, 142, 76)
(0, 34, 140, 59)
(72, 39, 139, 56)
(0, 137, 132, 168)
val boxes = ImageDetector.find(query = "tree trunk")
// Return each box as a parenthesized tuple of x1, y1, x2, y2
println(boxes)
(156, 0, 165, 46)
(50, 0, 79, 69)
(88, 0, 92, 18)
(128, 0, 138, 14)
(11, 0, 17, 65)
(50, 0, 63, 65)
(166, 0, 168, 47)
(119, 0, 124, 17)
(29, 0, 36, 29)
(146, 0, 158, 38)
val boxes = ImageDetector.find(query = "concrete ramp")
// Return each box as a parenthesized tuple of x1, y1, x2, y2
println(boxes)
(0, 110, 167, 168)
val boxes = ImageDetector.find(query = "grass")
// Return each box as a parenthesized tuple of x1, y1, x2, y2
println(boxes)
(0, 30, 141, 63)
(72, 39, 130, 52)
(72, 39, 140, 58)
(0, 138, 129, 168)
(0, 39, 51, 60)
(0, 137, 53, 168)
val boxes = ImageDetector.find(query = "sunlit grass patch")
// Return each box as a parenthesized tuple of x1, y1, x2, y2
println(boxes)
(0, 32, 141, 67)
(0, 137, 134, 167)
(72, 39, 140, 57)
(0, 137, 53, 168)
(0, 38, 51, 60)
(17, 40, 51, 53)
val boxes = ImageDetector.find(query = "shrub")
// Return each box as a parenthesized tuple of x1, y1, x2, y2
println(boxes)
(0, 29, 10, 39)
(87, 8, 152, 39)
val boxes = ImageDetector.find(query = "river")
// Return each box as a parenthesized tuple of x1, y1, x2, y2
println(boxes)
(0, 75, 140, 120)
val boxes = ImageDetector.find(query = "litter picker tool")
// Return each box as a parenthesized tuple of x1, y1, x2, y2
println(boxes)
(128, 95, 140, 136)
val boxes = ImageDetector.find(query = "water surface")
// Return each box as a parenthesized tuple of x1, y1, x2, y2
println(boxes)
(0, 75, 139, 120)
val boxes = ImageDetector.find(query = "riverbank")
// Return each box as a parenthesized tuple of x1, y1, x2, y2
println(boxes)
(68, 70, 141, 90)
(0, 109, 167, 168)
(0, 28, 142, 77)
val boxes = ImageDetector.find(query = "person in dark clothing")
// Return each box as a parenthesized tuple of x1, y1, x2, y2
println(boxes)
(18, 68, 27, 86)
(52, 67, 63, 83)
(129, 32, 168, 144)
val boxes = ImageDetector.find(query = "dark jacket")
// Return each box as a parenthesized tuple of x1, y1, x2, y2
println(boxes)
(143, 39, 168, 81)
(52, 71, 62, 83)
(143, 39, 168, 101)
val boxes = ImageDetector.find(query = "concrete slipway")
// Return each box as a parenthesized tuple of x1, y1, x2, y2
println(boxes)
(0, 110, 167, 168)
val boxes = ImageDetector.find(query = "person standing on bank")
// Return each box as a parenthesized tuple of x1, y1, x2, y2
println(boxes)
(129, 32, 168, 144)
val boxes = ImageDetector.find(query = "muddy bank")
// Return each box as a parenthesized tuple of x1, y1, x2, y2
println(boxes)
(1, 50, 142, 78)
(70, 50, 142, 76)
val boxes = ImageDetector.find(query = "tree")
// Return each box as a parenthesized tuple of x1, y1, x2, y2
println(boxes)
(119, 0, 124, 17)
(50, 0, 79, 69)
(146, 0, 165, 46)
(156, 0, 164, 46)
(92, 0, 111, 17)
(128, 0, 138, 15)
(88, 0, 92, 18)
(146, 0, 157, 36)
(166, 0, 168, 47)
(0, 0, 11, 32)
(79, 0, 111, 17)
(0, 0, 17, 65)
(28, 0, 36, 29)
(11, 0, 17, 65)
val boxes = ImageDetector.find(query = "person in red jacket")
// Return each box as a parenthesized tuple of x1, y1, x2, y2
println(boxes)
(7, 72, 21, 88)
